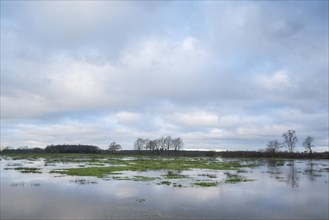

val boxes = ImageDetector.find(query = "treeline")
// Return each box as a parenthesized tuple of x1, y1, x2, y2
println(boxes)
(1, 148, 328, 159)
(1, 144, 101, 154)
(218, 151, 329, 159)
(44, 144, 101, 153)
(0, 147, 44, 154)
(111, 150, 328, 159)
(133, 136, 184, 152)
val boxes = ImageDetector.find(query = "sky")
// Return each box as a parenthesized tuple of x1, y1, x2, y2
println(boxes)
(1, 1, 328, 151)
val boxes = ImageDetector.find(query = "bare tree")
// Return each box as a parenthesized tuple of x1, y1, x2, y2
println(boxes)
(282, 130, 298, 153)
(159, 136, 166, 151)
(163, 136, 172, 151)
(133, 136, 184, 153)
(134, 138, 151, 151)
(147, 139, 157, 152)
(155, 137, 163, 152)
(143, 138, 150, 150)
(266, 139, 282, 153)
(109, 142, 122, 152)
(172, 137, 184, 151)
(134, 138, 144, 151)
(303, 136, 314, 154)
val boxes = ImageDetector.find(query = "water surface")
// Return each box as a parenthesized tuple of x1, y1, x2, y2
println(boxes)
(1, 157, 328, 219)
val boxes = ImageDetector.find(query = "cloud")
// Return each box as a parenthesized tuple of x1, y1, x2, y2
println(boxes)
(171, 111, 219, 128)
(259, 70, 292, 91)
(114, 112, 142, 124)
(1, 1, 328, 151)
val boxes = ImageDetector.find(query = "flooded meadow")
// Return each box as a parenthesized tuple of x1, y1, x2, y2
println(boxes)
(1, 154, 328, 219)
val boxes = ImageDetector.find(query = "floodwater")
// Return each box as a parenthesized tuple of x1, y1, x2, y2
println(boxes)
(1, 157, 328, 219)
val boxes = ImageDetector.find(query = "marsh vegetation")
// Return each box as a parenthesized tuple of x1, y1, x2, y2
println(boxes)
(2, 154, 258, 187)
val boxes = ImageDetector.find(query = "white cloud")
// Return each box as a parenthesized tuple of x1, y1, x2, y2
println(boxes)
(260, 70, 292, 91)
(171, 111, 219, 128)
(1, 95, 51, 119)
(120, 36, 208, 81)
(114, 112, 141, 124)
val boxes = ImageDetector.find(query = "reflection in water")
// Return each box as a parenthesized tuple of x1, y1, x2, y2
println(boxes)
(266, 159, 325, 187)
(266, 159, 284, 180)
(286, 160, 299, 188)
(305, 161, 316, 182)
(266, 160, 301, 188)
(10, 182, 41, 187)
(304, 161, 324, 182)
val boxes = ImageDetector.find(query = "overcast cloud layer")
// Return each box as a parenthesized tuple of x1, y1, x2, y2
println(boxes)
(1, 1, 328, 151)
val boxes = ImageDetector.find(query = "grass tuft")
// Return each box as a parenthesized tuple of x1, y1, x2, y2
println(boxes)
(7, 167, 42, 174)
(193, 181, 218, 187)
(162, 171, 189, 179)
(224, 172, 254, 184)
(159, 181, 171, 185)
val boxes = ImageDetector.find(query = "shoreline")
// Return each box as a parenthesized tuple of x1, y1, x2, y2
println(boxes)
(1, 149, 328, 159)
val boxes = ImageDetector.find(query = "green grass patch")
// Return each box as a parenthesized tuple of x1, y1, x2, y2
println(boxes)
(49, 156, 253, 178)
(6, 163, 23, 166)
(198, 173, 217, 178)
(237, 169, 249, 173)
(158, 181, 171, 185)
(112, 176, 131, 180)
(225, 178, 247, 184)
(193, 181, 218, 187)
(133, 176, 159, 181)
(50, 166, 129, 178)
(3, 154, 260, 187)
(224, 172, 254, 184)
(7, 167, 42, 174)
(162, 171, 189, 179)
(173, 183, 183, 187)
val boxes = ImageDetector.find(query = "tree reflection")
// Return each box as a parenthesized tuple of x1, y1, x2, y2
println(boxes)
(286, 161, 299, 188)
(304, 161, 322, 182)
(266, 159, 285, 182)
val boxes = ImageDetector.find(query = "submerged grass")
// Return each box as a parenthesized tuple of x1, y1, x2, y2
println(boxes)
(162, 171, 189, 179)
(3, 154, 259, 186)
(198, 173, 217, 178)
(133, 176, 159, 181)
(49, 156, 253, 178)
(159, 181, 171, 185)
(224, 172, 254, 184)
(193, 181, 218, 187)
(5, 167, 42, 174)
(112, 176, 131, 180)
(70, 178, 98, 185)
(6, 163, 23, 167)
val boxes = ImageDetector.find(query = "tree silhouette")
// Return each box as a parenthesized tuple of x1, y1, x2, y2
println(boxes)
(109, 142, 122, 152)
(303, 136, 314, 154)
(266, 139, 282, 153)
(282, 130, 298, 153)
